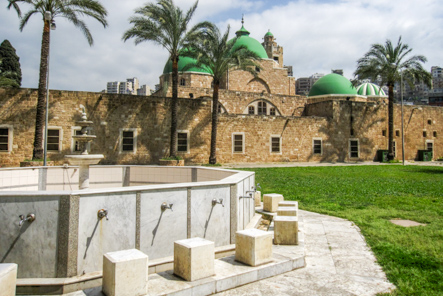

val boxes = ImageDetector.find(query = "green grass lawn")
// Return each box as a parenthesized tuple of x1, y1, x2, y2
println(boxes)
(242, 165, 443, 296)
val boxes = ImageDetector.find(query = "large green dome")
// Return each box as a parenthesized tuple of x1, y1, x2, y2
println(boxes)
(356, 82, 387, 97)
(162, 56, 213, 75)
(229, 25, 268, 59)
(308, 73, 357, 97)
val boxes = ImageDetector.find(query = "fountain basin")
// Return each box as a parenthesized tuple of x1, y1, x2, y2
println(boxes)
(0, 165, 256, 282)
(64, 154, 104, 166)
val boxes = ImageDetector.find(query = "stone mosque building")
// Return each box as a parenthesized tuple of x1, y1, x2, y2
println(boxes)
(0, 23, 441, 167)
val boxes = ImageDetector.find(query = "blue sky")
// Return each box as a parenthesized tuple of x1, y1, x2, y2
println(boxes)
(1, 0, 442, 92)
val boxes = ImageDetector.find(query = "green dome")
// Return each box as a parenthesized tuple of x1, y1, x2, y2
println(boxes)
(308, 73, 357, 97)
(229, 25, 268, 59)
(356, 82, 387, 96)
(162, 56, 212, 75)
(265, 30, 273, 37)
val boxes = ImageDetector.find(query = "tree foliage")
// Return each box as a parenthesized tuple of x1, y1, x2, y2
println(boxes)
(182, 23, 262, 164)
(122, 0, 209, 158)
(354, 37, 431, 160)
(7, 0, 108, 160)
(0, 39, 22, 88)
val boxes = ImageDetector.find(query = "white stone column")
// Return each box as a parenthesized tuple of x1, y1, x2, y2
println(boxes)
(79, 164, 90, 190)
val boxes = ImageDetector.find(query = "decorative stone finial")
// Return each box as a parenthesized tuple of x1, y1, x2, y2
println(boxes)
(241, 14, 244, 25)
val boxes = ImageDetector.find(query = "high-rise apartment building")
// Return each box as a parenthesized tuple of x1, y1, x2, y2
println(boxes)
(106, 77, 147, 96)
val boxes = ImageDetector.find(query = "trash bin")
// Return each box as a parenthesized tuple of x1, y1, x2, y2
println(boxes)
(418, 150, 433, 161)
(377, 150, 389, 162)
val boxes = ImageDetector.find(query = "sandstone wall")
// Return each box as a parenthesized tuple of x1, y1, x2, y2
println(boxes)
(0, 88, 441, 167)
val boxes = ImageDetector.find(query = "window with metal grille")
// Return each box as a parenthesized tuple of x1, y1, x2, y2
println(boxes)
(233, 134, 243, 153)
(349, 140, 359, 158)
(427, 142, 433, 152)
(0, 128, 9, 151)
(177, 132, 188, 152)
(122, 131, 134, 152)
(270, 107, 276, 116)
(47, 129, 60, 151)
(258, 102, 267, 115)
(248, 106, 255, 114)
(393, 141, 396, 156)
(180, 78, 186, 86)
(313, 139, 322, 154)
(271, 137, 280, 153)
(74, 129, 82, 152)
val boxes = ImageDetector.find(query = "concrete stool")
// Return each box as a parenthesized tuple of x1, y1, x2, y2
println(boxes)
(235, 229, 273, 266)
(0, 264, 17, 296)
(174, 237, 215, 281)
(254, 191, 262, 207)
(274, 216, 299, 245)
(103, 249, 149, 296)
(277, 206, 297, 216)
(278, 201, 298, 209)
(263, 193, 284, 212)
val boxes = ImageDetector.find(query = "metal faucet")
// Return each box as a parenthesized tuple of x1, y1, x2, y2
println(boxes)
(239, 193, 254, 199)
(97, 209, 109, 220)
(212, 198, 224, 207)
(18, 214, 35, 227)
(161, 202, 173, 211)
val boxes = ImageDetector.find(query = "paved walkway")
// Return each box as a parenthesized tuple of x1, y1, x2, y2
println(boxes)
(215, 210, 395, 296)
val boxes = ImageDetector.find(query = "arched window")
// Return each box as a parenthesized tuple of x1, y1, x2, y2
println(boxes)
(180, 78, 186, 86)
(248, 106, 255, 114)
(258, 101, 267, 115)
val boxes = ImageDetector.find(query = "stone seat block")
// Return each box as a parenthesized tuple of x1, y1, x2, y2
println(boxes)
(235, 229, 273, 267)
(103, 249, 149, 296)
(254, 191, 262, 207)
(0, 264, 17, 296)
(278, 201, 298, 210)
(174, 237, 215, 281)
(277, 206, 298, 216)
(263, 193, 284, 212)
(274, 216, 299, 245)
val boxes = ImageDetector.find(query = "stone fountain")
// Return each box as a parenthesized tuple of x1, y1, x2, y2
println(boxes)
(64, 107, 104, 189)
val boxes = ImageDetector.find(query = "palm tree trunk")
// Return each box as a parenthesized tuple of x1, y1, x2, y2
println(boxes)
(33, 21, 50, 160)
(388, 83, 395, 160)
(209, 81, 219, 164)
(169, 55, 178, 158)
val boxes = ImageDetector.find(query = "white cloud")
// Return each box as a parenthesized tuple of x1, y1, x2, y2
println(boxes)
(1, 0, 442, 91)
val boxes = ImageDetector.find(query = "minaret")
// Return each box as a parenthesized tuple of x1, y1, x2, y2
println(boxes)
(262, 29, 284, 67)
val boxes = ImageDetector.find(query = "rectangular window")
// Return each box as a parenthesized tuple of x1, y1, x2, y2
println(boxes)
(427, 141, 433, 152)
(270, 107, 276, 116)
(393, 141, 396, 157)
(0, 127, 10, 151)
(271, 136, 281, 153)
(423, 131, 427, 137)
(349, 139, 359, 158)
(122, 131, 134, 151)
(395, 130, 400, 137)
(382, 129, 387, 137)
(119, 128, 137, 153)
(313, 139, 322, 155)
(232, 133, 244, 153)
(177, 132, 189, 152)
(258, 102, 267, 115)
(73, 129, 82, 152)
(47, 129, 61, 151)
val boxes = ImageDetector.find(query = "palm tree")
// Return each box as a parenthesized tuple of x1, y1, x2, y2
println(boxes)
(7, 0, 108, 160)
(123, 0, 208, 159)
(183, 24, 262, 164)
(354, 37, 431, 160)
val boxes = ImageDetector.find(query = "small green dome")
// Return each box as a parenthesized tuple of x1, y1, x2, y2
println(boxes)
(308, 73, 357, 97)
(229, 25, 268, 59)
(162, 56, 212, 75)
(356, 82, 387, 96)
(265, 30, 273, 37)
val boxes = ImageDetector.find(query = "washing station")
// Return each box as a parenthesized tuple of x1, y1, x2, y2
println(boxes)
(0, 112, 257, 295)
